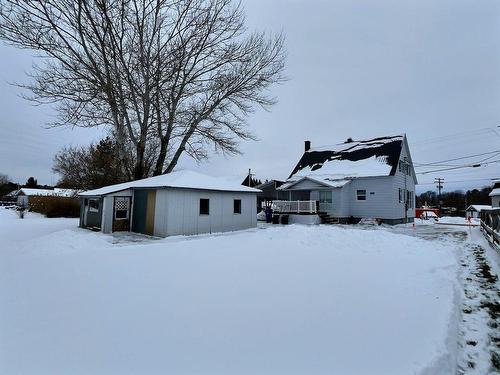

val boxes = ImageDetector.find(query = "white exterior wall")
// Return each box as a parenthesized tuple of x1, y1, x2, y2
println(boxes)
(102, 196, 113, 233)
(392, 138, 416, 220)
(101, 189, 133, 234)
(153, 188, 257, 237)
(345, 176, 400, 219)
(492, 195, 500, 208)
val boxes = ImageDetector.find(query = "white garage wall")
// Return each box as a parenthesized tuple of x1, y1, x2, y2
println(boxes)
(153, 188, 257, 237)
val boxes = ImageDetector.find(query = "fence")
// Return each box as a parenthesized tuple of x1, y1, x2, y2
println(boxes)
(480, 208, 500, 252)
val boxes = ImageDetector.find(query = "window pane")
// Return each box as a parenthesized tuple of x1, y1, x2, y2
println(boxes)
(356, 190, 366, 201)
(320, 191, 332, 203)
(89, 199, 99, 212)
(115, 210, 127, 219)
(234, 199, 241, 214)
(114, 197, 129, 220)
(200, 199, 210, 215)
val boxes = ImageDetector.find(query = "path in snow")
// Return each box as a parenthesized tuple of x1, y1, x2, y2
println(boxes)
(389, 223, 500, 374)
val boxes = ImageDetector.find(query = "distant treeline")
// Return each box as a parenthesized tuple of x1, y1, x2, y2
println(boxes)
(417, 186, 492, 212)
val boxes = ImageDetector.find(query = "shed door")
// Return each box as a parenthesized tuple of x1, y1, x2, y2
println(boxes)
(132, 190, 156, 235)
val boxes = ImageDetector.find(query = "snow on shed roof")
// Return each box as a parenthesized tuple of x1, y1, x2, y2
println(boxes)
(80, 170, 261, 196)
(288, 135, 404, 180)
(15, 188, 79, 197)
(466, 205, 492, 212)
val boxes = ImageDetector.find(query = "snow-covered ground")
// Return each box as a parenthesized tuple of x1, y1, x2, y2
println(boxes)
(0, 208, 491, 374)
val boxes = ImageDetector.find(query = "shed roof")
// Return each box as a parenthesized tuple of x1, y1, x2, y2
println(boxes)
(287, 135, 408, 181)
(80, 170, 261, 197)
(14, 188, 78, 197)
(466, 205, 492, 212)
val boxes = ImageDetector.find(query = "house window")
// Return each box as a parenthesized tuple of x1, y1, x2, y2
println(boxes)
(200, 198, 210, 215)
(398, 188, 403, 203)
(234, 199, 241, 214)
(89, 199, 99, 213)
(406, 191, 413, 208)
(356, 190, 366, 201)
(319, 191, 332, 203)
(114, 197, 130, 220)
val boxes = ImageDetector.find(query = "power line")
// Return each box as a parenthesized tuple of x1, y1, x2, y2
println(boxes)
(411, 127, 500, 148)
(417, 178, 494, 186)
(416, 159, 500, 175)
(413, 149, 500, 167)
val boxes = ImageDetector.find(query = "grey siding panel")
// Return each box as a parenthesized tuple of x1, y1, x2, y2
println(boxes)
(153, 189, 256, 237)
(153, 190, 169, 237)
(102, 196, 114, 233)
(392, 141, 416, 219)
(492, 196, 500, 207)
(345, 177, 397, 219)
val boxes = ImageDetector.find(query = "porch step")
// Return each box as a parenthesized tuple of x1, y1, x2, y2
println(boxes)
(319, 213, 340, 224)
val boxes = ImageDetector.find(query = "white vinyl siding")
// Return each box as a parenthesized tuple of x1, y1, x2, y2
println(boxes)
(153, 189, 257, 237)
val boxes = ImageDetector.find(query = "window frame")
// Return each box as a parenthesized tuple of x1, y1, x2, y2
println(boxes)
(114, 196, 130, 221)
(319, 191, 332, 203)
(233, 199, 242, 214)
(88, 198, 99, 213)
(199, 198, 210, 215)
(356, 189, 367, 201)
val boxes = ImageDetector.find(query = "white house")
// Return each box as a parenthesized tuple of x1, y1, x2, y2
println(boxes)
(489, 180, 500, 208)
(79, 170, 260, 237)
(9, 188, 79, 206)
(277, 134, 417, 224)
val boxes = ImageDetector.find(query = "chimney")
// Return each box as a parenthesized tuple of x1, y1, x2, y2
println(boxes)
(304, 140, 311, 152)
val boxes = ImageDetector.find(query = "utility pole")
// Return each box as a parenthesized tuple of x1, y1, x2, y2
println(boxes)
(247, 168, 253, 187)
(435, 178, 444, 210)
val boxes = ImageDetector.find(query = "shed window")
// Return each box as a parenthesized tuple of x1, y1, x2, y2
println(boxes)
(89, 199, 99, 212)
(356, 190, 366, 201)
(114, 197, 130, 220)
(200, 198, 210, 215)
(234, 199, 241, 214)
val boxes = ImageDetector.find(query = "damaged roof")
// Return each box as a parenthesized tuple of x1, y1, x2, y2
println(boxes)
(288, 135, 405, 180)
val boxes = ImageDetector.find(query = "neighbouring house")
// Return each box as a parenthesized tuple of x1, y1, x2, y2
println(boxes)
(490, 180, 500, 207)
(254, 180, 288, 210)
(79, 170, 260, 237)
(466, 205, 491, 219)
(277, 135, 417, 224)
(8, 187, 79, 206)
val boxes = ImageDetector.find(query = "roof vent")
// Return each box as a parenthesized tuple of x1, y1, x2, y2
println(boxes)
(346, 137, 354, 143)
(304, 140, 311, 152)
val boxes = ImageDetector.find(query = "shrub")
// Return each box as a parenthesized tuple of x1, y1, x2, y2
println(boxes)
(29, 196, 80, 218)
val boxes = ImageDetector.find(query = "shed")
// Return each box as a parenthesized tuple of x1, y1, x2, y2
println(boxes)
(78, 170, 260, 237)
(466, 205, 491, 219)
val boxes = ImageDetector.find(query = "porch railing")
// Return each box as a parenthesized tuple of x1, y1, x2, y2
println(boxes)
(271, 200, 318, 214)
(480, 208, 500, 252)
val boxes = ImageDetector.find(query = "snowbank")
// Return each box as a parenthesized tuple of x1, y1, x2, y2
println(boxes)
(0, 208, 459, 374)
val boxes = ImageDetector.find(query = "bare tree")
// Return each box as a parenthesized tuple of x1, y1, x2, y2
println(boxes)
(0, 0, 286, 179)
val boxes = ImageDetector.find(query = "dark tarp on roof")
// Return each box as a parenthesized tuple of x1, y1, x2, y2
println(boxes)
(288, 136, 404, 179)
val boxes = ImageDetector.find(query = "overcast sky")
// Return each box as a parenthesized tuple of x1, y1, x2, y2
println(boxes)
(0, 0, 499, 192)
